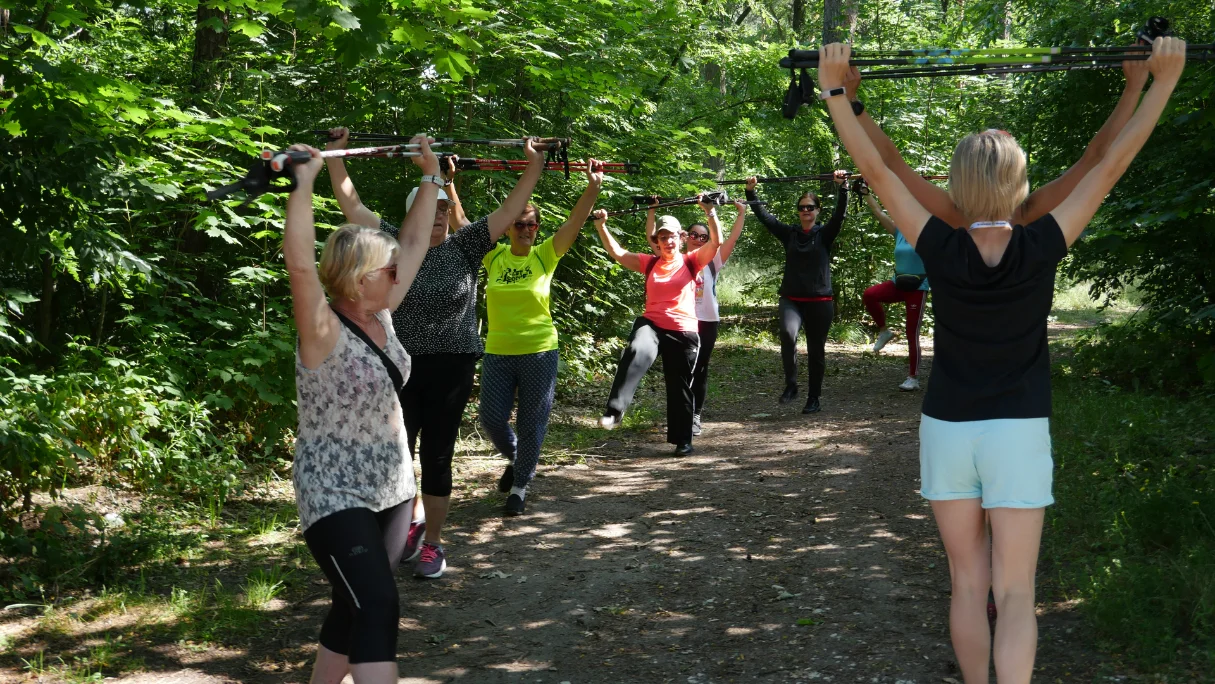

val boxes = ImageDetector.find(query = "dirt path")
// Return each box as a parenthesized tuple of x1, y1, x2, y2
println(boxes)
(1, 331, 1121, 683)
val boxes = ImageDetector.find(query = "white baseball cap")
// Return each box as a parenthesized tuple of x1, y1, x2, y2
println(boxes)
(405, 185, 451, 213)
(655, 215, 681, 235)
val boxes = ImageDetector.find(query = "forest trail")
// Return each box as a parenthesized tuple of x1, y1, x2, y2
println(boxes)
(1, 327, 1120, 683)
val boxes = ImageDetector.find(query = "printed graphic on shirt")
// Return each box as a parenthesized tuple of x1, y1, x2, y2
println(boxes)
(497, 265, 534, 285)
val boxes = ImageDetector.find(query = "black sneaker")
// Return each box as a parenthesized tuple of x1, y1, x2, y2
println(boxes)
(802, 396, 821, 414)
(497, 464, 514, 493)
(674, 443, 694, 456)
(504, 493, 525, 516)
(691, 413, 703, 436)
(778, 384, 799, 404)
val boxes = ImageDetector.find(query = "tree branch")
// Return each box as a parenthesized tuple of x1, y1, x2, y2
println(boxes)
(679, 97, 775, 128)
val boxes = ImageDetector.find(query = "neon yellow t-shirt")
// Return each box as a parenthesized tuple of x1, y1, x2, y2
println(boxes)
(482, 236, 562, 355)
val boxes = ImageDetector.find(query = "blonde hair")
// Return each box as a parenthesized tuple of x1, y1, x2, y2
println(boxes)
(948, 130, 1029, 221)
(318, 224, 398, 301)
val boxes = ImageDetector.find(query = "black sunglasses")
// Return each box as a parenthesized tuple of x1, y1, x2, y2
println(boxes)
(798, 204, 819, 212)
(687, 232, 709, 241)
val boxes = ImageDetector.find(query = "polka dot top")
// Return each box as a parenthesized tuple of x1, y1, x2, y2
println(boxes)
(380, 216, 492, 356)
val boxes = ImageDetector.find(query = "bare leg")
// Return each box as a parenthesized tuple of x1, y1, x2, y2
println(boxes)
(310, 645, 349, 684)
(349, 662, 397, 684)
(931, 498, 992, 683)
(989, 507, 1045, 683)
(422, 494, 449, 545)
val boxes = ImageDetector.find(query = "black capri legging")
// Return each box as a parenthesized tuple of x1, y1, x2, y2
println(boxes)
(400, 353, 478, 497)
(303, 499, 413, 663)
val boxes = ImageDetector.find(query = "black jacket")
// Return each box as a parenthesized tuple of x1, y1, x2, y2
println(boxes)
(746, 186, 848, 298)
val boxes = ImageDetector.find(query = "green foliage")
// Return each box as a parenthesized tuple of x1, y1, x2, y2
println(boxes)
(1048, 375, 1215, 668)
(1065, 317, 1215, 394)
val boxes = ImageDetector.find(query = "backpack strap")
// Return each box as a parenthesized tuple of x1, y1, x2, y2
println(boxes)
(331, 309, 405, 395)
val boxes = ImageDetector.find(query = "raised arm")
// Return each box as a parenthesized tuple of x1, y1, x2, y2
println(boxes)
(591, 209, 643, 272)
(388, 135, 442, 311)
(844, 68, 964, 227)
(744, 177, 796, 242)
(1053, 38, 1185, 247)
(552, 159, 605, 256)
(820, 45, 931, 246)
(444, 156, 470, 230)
(324, 127, 381, 228)
(719, 201, 748, 263)
(1018, 58, 1152, 224)
(284, 146, 340, 369)
(645, 199, 659, 245)
(486, 139, 546, 241)
(693, 196, 723, 269)
(864, 192, 897, 235)
(818, 171, 850, 247)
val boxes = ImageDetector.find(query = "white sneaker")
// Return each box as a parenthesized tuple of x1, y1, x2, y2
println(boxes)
(598, 414, 621, 430)
(899, 376, 920, 392)
(873, 329, 895, 353)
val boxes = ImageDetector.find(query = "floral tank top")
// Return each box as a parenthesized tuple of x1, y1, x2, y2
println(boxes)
(293, 310, 416, 531)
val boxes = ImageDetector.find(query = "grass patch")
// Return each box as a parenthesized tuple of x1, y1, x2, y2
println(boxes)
(1046, 374, 1215, 671)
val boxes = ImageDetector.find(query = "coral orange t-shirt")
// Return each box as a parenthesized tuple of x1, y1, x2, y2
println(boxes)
(638, 253, 700, 333)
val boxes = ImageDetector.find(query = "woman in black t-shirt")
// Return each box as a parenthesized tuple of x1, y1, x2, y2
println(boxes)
(817, 39, 1186, 682)
(745, 171, 849, 415)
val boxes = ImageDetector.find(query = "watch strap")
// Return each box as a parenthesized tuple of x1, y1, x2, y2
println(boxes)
(818, 86, 847, 100)
(420, 174, 447, 188)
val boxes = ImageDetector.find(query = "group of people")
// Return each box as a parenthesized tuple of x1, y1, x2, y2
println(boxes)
(280, 34, 1187, 684)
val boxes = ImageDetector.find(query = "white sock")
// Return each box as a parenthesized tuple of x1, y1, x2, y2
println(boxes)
(509, 486, 527, 500)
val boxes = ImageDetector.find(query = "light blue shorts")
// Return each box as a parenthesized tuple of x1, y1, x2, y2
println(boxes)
(919, 414, 1054, 509)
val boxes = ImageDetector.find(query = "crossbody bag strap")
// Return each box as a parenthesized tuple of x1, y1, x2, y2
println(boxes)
(331, 308, 405, 394)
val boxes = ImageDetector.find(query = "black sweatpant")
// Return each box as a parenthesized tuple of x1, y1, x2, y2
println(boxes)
(303, 500, 413, 663)
(604, 317, 700, 445)
(400, 353, 478, 497)
(777, 297, 834, 398)
(691, 320, 719, 415)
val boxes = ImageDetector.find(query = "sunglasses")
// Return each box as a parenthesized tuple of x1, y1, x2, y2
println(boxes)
(798, 204, 819, 212)
(375, 265, 399, 283)
(687, 232, 709, 241)
(513, 221, 539, 230)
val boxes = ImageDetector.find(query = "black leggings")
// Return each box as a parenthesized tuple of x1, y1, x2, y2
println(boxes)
(778, 297, 834, 397)
(303, 500, 413, 663)
(691, 320, 719, 415)
(400, 353, 478, 497)
(604, 317, 700, 444)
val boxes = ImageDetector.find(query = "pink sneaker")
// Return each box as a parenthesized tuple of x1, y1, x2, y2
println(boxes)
(414, 542, 446, 579)
(403, 520, 426, 563)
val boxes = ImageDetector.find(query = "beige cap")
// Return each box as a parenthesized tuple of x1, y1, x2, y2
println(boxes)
(405, 185, 451, 213)
(655, 215, 681, 235)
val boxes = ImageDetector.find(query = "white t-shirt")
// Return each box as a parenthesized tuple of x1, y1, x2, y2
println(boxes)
(693, 255, 725, 322)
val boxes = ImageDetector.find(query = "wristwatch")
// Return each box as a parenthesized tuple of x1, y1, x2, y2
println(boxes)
(851, 99, 865, 116)
(420, 174, 448, 188)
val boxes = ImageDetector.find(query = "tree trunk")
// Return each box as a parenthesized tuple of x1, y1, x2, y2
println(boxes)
(93, 284, 108, 345)
(37, 252, 54, 347)
(822, 0, 858, 45)
(464, 69, 477, 132)
(792, 0, 805, 34)
(190, 1, 229, 97)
